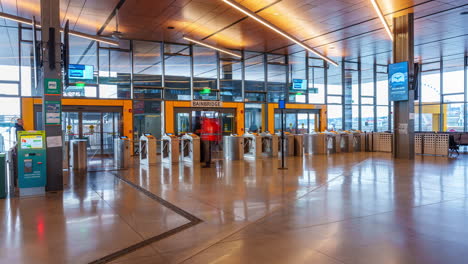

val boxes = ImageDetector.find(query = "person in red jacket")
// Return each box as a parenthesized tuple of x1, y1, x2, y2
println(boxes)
(200, 117, 221, 168)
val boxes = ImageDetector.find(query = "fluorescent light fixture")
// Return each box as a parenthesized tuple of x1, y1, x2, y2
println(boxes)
(183, 36, 241, 58)
(0, 11, 119, 46)
(370, 0, 393, 41)
(222, 0, 338, 66)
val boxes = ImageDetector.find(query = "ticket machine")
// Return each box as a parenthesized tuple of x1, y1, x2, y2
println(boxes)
(17, 131, 47, 196)
(140, 134, 157, 166)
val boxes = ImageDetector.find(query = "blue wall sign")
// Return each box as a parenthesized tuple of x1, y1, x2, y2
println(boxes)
(278, 100, 286, 109)
(389, 61, 409, 101)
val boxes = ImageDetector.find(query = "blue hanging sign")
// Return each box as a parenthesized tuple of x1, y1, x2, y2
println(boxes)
(388, 61, 409, 101)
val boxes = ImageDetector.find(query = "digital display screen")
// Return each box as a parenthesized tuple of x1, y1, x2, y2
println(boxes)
(69, 64, 94, 80)
(388, 61, 409, 101)
(20, 135, 43, 149)
(292, 79, 307, 90)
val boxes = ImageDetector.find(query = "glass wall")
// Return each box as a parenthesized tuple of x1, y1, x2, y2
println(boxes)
(133, 41, 163, 99)
(0, 20, 466, 143)
(193, 46, 218, 100)
(244, 51, 265, 102)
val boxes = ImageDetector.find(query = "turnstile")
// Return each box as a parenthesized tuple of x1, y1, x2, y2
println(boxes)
(181, 133, 200, 163)
(353, 133, 366, 152)
(294, 134, 304, 156)
(260, 132, 278, 157)
(243, 133, 262, 158)
(311, 134, 328, 154)
(70, 139, 87, 171)
(328, 134, 342, 153)
(223, 135, 244, 160)
(114, 137, 132, 169)
(341, 133, 354, 152)
(303, 134, 314, 154)
(0, 153, 6, 198)
(161, 134, 180, 164)
(277, 132, 294, 157)
(140, 134, 157, 165)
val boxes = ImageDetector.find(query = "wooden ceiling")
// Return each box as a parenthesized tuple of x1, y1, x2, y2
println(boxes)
(0, 0, 466, 64)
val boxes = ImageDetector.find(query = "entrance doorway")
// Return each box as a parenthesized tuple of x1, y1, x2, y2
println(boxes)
(34, 105, 122, 170)
(274, 109, 320, 134)
(174, 107, 236, 136)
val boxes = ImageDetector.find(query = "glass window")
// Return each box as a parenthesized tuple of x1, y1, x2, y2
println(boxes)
(0, 97, 20, 150)
(376, 106, 389, 132)
(376, 74, 389, 105)
(268, 61, 287, 103)
(327, 63, 342, 95)
(99, 47, 131, 99)
(164, 44, 191, 100)
(308, 57, 325, 104)
(444, 103, 463, 132)
(421, 71, 441, 104)
(443, 57, 464, 95)
(220, 56, 242, 102)
(245, 51, 265, 102)
(193, 46, 218, 100)
(361, 105, 374, 132)
(327, 105, 342, 131)
(133, 41, 163, 99)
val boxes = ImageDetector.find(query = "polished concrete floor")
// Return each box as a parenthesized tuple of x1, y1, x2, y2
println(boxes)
(1, 152, 468, 263)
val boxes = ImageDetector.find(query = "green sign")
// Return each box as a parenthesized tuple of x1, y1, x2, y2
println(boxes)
(44, 78, 61, 95)
(45, 101, 61, 125)
(200, 88, 211, 94)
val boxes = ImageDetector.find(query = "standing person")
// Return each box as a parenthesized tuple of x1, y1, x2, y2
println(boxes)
(200, 116, 221, 168)
(14, 118, 25, 141)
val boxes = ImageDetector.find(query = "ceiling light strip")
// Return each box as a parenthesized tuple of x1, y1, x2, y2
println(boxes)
(222, 0, 338, 66)
(183, 36, 242, 58)
(0, 11, 119, 46)
(370, 0, 393, 41)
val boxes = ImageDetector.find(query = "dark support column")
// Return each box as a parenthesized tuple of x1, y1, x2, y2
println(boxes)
(393, 13, 415, 159)
(41, 0, 63, 191)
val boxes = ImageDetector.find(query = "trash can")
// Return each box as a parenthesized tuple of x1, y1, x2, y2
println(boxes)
(223, 135, 244, 160)
(70, 139, 88, 171)
(0, 153, 6, 198)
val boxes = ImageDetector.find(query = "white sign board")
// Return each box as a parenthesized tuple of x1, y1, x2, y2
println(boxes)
(191, 101, 223, 108)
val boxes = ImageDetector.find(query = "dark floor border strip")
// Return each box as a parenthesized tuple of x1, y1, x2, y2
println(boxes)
(87, 171, 203, 264)
(110, 171, 203, 223)
(88, 222, 198, 264)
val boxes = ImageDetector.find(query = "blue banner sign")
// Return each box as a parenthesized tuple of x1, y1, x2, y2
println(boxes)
(389, 61, 409, 101)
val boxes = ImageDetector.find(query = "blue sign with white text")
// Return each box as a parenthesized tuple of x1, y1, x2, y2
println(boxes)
(388, 61, 409, 101)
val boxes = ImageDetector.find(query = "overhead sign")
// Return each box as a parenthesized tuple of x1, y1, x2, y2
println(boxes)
(191, 101, 223, 107)
(389, 61, 409, 101)
(292, 79, 307, 90)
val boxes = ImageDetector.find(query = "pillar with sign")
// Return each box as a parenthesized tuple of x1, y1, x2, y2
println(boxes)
(392, 13, 415, 159)
(41, 0, 63, 191)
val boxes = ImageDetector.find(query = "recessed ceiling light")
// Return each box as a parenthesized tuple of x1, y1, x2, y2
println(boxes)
(167, 26, 175, 29)
(329, 46, 335, 49)
(273, 13, 279, 16)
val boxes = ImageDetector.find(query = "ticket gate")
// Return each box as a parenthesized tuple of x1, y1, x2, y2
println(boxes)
(277, 132, 295, 157)
(243, 133, 262, 158)
(140, 134, 157, 165)
(328, 134, 342, 153)
(341, 133, 354, 153)
(181, 133, 200, 163)
(303, 134, 314, 154)
(161, 134, 180, 164)
(223, 135, 244, 160)
(114, 136, 132, 169)
(260, 132, 278, 157)
(294, 134, 304, 156)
